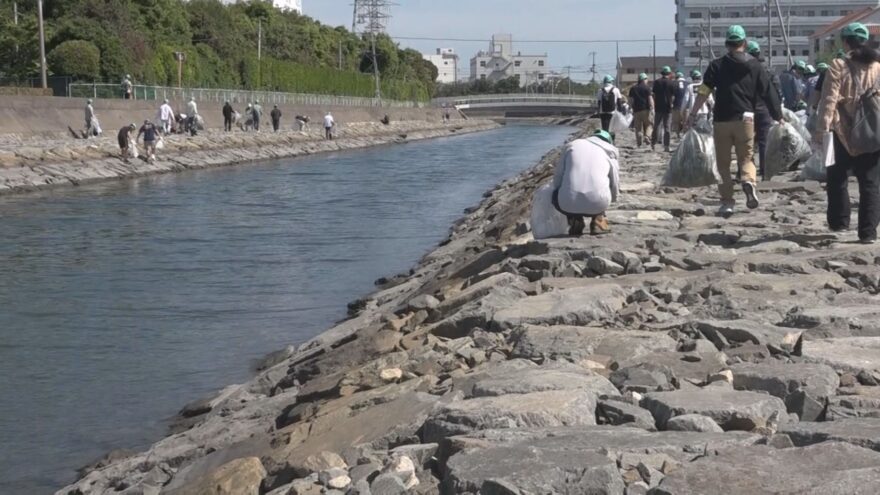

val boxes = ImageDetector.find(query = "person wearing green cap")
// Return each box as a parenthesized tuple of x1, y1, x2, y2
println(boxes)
(810, 62, 831, 111)
(746, 40, 782, 177)
(651, 66, 676, 152)
(815, 22, 880, 244)
(685, 70, 713, 126)
(672, 71, 690, 137)
(597, 75, 623, 132)
(779, 60, 807, 110)
(628, 72, 654, 147)
(687, 25, 783, 218)
(551, 129, 620, 236)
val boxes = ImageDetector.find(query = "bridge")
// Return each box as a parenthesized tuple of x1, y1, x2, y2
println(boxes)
(433, 94, 596, 117)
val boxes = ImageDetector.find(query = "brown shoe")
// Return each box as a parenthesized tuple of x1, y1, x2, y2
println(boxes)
(590, 215, 611, 236)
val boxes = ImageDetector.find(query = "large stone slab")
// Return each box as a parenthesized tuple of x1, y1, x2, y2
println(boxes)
(510, 324, 677, 363)
(801, 337, 880, 374)
(469, 366, 619, 399)
(620, 351, 728, 383)
(730, 362, 839, 421)
(651, 442, 880, 495)
(491, 284, 627, 329)
(642, 388, 788, 431)
(696, 319, 802, 351)
(781, 418, 880, 451)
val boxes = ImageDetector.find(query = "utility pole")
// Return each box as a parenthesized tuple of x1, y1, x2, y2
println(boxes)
(257, 18, 262, 88)
(707, 7, 713, 65)
(351, 0, 359, 33)
(589, 51, 597, 82)
(37, 0, 47, 89)
(615, 41, 620, 82)
(652, 35, 657, 79)
(354, 0, 392, 105)
(567, 66, 572, 95)
(13, 2, 18, 55)
(773, 0, 794, 67)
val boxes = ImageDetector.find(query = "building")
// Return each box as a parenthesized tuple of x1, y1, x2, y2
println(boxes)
(810, 6, 880, 59)
(220, 0, 302, 13)
(423, 49, 459, 84)
(675, 0, 880, 72)
(617, 56, 678, 88)
(469, 34, 549, 87)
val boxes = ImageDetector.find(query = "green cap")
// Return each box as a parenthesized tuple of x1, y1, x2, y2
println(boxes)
(817, 62, 830, 72)
(806, 64, 816, 75)
(638, 72, 649, 81)
(690, 69, 702, 79)
(661, 66, 672, 75)
(747, 40, 761, 55)
(835, 49, 848, 60)
(727, 25, 747, 42)
(603, 75, 614, 84)
(795, 60, 807, 70)
(676, 71, 685, 78)
(593, 129, 613, 145)
(796, 101, 809, 111)
(843, 22, 870, 42)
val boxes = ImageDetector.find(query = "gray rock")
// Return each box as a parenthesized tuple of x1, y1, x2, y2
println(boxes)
(470, 367, 619, 399)
(642, 388, 788, 431)
(620, 351, 728, 383)
(664, 414, 723, 433)
(696, 319, 802, 352)
(781, 418, 880, 451)
(730, 362, 839, 421)
(348, 462, 380, 484)
(369, 473, 407, 495)
(408, 294, 440, 311)
(491, 285, 627, 329)
(801, 337, 880, 374)
(597, 398, 657, 430)
(650, 442, 880, 495)
(587, 256, 625, 275)
(510, 324, 677, 363)
(388, 444, 438, 468)
(612, 251, 645, 274)
(611, 363, 677, 394)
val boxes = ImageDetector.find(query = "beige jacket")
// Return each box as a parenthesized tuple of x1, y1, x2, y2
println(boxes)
(817, 56, 880, 156)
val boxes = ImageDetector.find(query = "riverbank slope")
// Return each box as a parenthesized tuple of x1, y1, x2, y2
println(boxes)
(61, 129, 880, 494)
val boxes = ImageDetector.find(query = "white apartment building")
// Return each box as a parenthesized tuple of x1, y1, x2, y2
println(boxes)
(423, 48, 459, 84)
(220, 0, 302, 13)
(675, 0, 880, 72)
(469, 34, 548, 87)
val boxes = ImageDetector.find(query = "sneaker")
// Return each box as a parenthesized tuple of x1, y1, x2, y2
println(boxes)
(590, 215, 612, 236)
(743, 182, 759, 209)
(717, 204, 735, 218)
(859, 238, 877, 245)
(568, 217, 586, 237)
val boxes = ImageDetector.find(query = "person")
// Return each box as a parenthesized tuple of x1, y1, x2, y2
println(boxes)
(241, 103, 254, 131)
(84, 98, 96, 138)
(444, 105, 452, 123)
(628, 72, 654, 147)
(137, 119, 159, 162)
(551, 129, 620, 236)
(815, 22, 880, 244)
(323, 111, 335, 140)
(270, 104, 282, 132)
(380, 114, 391, 125)
(117, 123, 136, 160)
(295, 115, 310, 132)
(672, 71, 690, 137)
(252, 101, 263, 131)
(747, 41, 777, 178)
(687, 25, 783, 218)
(686, 69, 714, 126)
(222, 101, 234, 132)
(803, 64, 820, 110)
(811, 62, 831, 109)
(652, 66, 675, 152)
(121, 74, 133, 100)
(597, 75, 622, 132)
(158, 99, 173, 135)
(186, 97, 199, 135)
(779, 60, 807, 110)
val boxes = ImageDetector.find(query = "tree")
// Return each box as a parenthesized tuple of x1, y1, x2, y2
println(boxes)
(47, 39, 100, 80)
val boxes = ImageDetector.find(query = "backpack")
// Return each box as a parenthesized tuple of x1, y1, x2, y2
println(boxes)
(600, 88, 617, 113)
(841, 61, 880, 156)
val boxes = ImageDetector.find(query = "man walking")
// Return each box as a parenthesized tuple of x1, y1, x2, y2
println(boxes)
(137, 120, 159, 162)
(779, 61, 806, 110)
(158, 99, 173, 135)
(323, 111, 335, 140)
(121, 74, 133, 99)
(186, 97, 199, 135)
(672, 72, 691, 137)
(597, 75, 622, 132)
(652, 66, 675, 152)
(687, 25, 783, 218)
(252, 101, 263, 131)
(222, 101, 234, 132)
(270, 105, 282, 132)
(628, 73, 654, 147)
(84, 99, 96, 138)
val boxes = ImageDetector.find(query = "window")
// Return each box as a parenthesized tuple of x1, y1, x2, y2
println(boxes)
(820, 10, 831, 16)
(841, 10, 851, 16)
(626, 68, 635, 74)
(802, 49, 810, 56)
(689, 12, 702, 19)
(690, 51, 700, 57)
(806, 10, 815, 16)
(538, 60, 545, 67)
(538, 73, 545, 80)
(710, 12, 721, 19)
(515, 60, 521, 67)
(713, 31, 722, 38)
(480, 74, 486, 80)
(480, 61, 486, 67)
(730, 12, 740, 18)
(443, 61, 449, 65)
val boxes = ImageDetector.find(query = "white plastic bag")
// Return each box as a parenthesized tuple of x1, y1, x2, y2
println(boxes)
(662, 128, 720, 188)
(155, 137, 165, 150)
(530, 184, 569, 239)
(800, 133, 836, 182)
(609, 111, 631, 134)
(765, 121, 812, 179)
(783, 108, 810, 143)
(128, 139, 139, 159)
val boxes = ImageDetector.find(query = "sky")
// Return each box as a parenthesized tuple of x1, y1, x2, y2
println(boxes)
(303, 0, 678, 82)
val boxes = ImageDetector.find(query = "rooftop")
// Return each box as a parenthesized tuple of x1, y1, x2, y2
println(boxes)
(810, 6, 880, 39)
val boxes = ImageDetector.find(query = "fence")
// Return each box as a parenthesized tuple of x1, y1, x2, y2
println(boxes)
(433, 94, 597, 107)
(68, 83, 426, 108)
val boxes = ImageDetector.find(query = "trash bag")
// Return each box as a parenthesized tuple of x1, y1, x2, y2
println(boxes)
(800, 153, 826, 182)
(765, 121, 812, 179)
(661, 127, 720, 188)
(91, 117, 102, 136)
(783, 108, 810, 142)
(609, 111, 632, 134)
(155, 137, 165, 150)
(530, 184, 569, 239)
(128, 139, 139, 159)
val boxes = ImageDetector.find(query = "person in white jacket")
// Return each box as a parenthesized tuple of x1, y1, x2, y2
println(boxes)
(597, 75, 623, 132)
(552, 129, 620, 236)
(158, 99, 174, 135)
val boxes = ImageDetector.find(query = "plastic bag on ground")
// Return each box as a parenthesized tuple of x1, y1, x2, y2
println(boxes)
(765, 121, 812, 179)
(530, 183, 569, 239)
(609, 111, 632, 134)
(661, 127, 720, 188)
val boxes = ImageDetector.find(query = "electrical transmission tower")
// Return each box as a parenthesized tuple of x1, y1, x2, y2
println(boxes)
(352, 0, 392, 104)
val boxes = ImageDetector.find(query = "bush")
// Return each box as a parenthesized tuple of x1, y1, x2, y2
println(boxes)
(47, 39, 100, 80)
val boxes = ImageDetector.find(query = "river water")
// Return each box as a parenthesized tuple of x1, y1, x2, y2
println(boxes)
(0, 124, 572, 493)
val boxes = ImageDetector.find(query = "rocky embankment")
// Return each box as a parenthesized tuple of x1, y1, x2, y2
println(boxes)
(61, 128, 880, 495)
(0, 120, 498, 195)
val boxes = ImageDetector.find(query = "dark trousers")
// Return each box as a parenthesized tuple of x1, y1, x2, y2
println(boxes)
(827, 133, 880, 241)
(224, 116, 232, 132)
(253, 117, 260, 131)
(600, 113, 613, 132)
(325, 127, 333, 140)
(272, 119, 280, 132)
(652, 111, 671, 150)
(755, 109, 773, 178)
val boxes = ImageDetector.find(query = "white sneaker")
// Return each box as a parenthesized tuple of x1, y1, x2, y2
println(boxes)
(743, 182, 759, 209)
(718, 204, 735, 218)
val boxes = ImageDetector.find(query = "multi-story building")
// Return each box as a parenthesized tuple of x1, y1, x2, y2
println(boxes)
(617, 56, 678, 88)
(423, 49, 459, 84)
(675, 0, 880, 72)
(469, 34, 549, 87)
(220, 0, 302, 13)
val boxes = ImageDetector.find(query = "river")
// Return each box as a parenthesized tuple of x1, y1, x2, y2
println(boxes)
(0, 124, 573, 493)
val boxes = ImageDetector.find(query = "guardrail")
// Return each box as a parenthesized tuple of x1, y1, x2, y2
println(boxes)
(434, 94, 596, 107)
(68, 83, 426, 108)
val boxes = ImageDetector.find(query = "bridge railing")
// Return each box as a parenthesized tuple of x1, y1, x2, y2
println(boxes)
(433, 94, 596, 107)
(68, 83, 426, 108)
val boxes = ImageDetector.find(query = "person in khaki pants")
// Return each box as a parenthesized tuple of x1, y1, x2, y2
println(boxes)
(687, 25, 783, 217)
(628, 73, 654, 147)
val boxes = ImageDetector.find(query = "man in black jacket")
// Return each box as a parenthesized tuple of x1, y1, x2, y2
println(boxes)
(222, 101, 234, 132)
(651, 66, 675, 152)
(687, 25, 783, 218)
(271, 105, 282, 132)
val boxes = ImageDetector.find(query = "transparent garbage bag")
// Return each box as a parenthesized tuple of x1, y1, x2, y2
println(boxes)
(609, 111, 632, 134)
(765, 120, 812, 179)
(661, 125, 720, 188)
(783, 108, 810, 142)
(799, 133, 836, 183)
(128, 138, 139, 159)
(530, 183, 569, 240)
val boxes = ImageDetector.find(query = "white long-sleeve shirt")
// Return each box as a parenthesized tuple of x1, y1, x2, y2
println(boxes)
(552, 137, 620, 216)
(323, 114, 335, 128)
(597, 85, 623, 114)
(187, 100, 198, 116)
(159, 103, 173, 121)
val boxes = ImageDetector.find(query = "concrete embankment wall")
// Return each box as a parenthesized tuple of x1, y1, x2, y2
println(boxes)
(0, 95, 447, 138)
